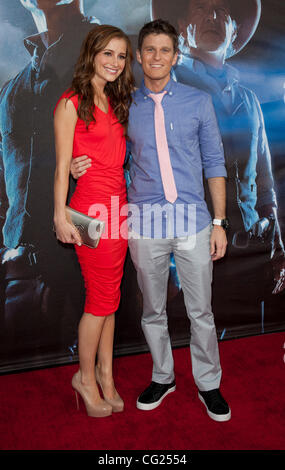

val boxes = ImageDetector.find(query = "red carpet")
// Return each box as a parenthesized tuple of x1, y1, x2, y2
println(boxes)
(0, 332, 284, 451)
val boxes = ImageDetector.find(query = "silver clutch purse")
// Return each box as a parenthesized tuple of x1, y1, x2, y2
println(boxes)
(65, 206, 105, 248)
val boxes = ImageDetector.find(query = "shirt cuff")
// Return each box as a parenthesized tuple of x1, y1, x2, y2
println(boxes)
(204, 165, 227, 179)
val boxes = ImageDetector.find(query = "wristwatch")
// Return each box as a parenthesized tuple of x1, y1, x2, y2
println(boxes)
(213, 218, 229, 230)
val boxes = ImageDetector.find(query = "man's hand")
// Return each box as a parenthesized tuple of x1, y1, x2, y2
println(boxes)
(207, 177, 227, 260)
(272, 254, 285, 294)
(210, 226, 227, 261)
(250, 217, 270, 239)
(70, 155, 91, 179)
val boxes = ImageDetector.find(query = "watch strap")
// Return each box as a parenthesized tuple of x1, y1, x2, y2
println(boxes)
(213, 219, 223, 225)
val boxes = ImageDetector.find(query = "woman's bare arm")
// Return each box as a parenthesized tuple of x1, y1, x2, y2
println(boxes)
(53, 98, 82, 245)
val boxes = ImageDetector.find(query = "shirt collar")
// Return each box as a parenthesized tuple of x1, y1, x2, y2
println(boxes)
(140, 77, 176, 98)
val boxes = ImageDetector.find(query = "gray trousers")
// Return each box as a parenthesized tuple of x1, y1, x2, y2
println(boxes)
(128, 224, 222, 391)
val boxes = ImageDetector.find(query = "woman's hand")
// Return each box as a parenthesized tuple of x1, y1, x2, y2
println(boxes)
(54, 217, 82, 246)
(70, 155, 91, 179)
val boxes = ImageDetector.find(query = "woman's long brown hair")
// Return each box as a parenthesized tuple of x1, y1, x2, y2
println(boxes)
(69, 24, 135, 130)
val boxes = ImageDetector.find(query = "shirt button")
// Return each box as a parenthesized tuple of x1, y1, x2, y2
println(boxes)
(144, 96, 147, 100)
(169, 91, 173, 96)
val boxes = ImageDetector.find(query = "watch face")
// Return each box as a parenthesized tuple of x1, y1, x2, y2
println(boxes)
(222, 219, 229, 229)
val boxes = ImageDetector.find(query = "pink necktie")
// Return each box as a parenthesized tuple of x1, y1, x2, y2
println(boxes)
(149, 91, 178, 204)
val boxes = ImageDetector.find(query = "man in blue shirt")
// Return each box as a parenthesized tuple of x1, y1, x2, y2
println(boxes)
(72, 19, 230, 421)
(129, 18, 230, 422)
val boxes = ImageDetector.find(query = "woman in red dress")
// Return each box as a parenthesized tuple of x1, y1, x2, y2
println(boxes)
(53, 25, 134, 417)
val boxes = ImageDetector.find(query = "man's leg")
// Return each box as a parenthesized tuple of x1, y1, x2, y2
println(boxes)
(128, 235, 174, 383)
(173, 224, 221, 391)
(173, 225, 230, 421)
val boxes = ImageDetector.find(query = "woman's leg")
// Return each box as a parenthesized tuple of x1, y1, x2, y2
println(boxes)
(95, 313, 124, 411)
(96, 313, 117, 398)
(72, 312, 113, 416)
(77, 312, 106, 401)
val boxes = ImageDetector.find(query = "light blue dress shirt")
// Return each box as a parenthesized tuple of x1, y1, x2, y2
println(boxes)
(127, 78, 227, 238)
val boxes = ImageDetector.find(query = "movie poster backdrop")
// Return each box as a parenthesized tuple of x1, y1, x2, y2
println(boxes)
(0, 0, 284, 373)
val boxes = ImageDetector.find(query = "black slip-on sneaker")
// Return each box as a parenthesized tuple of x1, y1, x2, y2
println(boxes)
(136, 380, 176, 411)
(198, 388, 231, 422)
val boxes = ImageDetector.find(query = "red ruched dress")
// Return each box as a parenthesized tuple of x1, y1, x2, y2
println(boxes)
(55, 91, 128, 316)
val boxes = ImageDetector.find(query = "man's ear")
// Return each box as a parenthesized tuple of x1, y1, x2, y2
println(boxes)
(136, 49, 142, 64)
(172, 51, 178, 67)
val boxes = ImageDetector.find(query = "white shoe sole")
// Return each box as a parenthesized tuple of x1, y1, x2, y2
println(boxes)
(198, 393, 231, 422)
(136, 385, 176, 411)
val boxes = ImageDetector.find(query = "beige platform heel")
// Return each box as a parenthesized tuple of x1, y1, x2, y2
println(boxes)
(95, 366, 124, 413)
(72, 371, 112, 418)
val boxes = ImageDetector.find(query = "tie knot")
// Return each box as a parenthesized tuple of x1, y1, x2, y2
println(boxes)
(148, 91, 167, 104)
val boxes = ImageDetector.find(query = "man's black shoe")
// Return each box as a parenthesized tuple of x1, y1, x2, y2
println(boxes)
(198, 388, 231, 422)
(136, 381, 176, 410)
